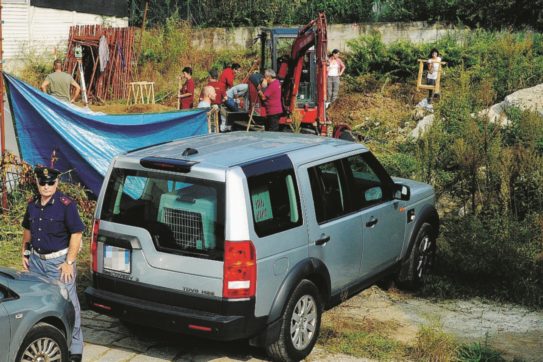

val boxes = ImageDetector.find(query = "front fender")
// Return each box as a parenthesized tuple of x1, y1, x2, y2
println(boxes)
(403, 204, 439, 261)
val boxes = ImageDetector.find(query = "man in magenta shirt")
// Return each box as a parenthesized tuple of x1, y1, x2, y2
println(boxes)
(257, 69, 283, 131)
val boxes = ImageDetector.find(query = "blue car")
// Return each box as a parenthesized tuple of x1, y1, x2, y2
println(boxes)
(0, 267, 75, 362)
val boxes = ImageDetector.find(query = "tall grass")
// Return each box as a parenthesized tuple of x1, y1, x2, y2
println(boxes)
(347, 30, 543, 100)
(415, 70, 543, 307)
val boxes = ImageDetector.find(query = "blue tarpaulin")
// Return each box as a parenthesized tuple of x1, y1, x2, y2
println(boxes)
(4, 73, 208, 195)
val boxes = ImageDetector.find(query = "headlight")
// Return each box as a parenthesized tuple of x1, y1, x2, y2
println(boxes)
(59, 286, 69, 301)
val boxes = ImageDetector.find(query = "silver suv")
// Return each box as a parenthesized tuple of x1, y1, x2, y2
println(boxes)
(85, 132, 438, 361)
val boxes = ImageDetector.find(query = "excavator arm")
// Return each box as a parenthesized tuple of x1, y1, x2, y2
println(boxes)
(281, 13, 327, 125)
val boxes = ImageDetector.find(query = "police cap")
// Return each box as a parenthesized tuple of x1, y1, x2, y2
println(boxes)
(34, 166, 61, 183)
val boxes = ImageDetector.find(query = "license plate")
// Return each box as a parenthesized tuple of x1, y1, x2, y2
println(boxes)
(103, 245, 131, 273)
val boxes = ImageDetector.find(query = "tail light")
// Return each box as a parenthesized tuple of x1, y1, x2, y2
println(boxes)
(223, 240, 256, 299)
(90, 219, 100, 272)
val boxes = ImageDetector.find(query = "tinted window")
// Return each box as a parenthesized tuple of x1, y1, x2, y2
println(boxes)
(244, 157, 303, 237)
(100, 168, 225, 260)
(345, 153, 391, 210)
(308, 161, 348, 223)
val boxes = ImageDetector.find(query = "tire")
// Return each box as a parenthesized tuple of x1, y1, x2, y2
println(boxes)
(338, 129, 356, 141)
(16, 322, 69, 362)
(266, 280, 322, 362)
(396, 223, 436, 290)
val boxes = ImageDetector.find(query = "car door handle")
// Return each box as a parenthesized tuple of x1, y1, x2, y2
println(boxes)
(366, 217, 378, 228)
(315, 235, 330, 245)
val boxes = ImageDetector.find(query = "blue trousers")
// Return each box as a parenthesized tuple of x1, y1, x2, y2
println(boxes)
(29, 254, 83, 355)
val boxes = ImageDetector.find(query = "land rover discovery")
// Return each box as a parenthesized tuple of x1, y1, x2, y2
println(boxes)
(85, 132, 438, 361)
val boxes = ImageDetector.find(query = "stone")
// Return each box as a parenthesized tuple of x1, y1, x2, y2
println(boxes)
(481, 83, 543, 125)
(92, 348, 136, 362)
(82, 343, 110, 361)
(410, 114, 434, 138)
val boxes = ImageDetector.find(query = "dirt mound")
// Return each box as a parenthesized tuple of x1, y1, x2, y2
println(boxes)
(326, 83, 423, 145)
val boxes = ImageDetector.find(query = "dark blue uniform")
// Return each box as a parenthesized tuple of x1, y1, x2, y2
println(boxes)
(22, 191, 85, 251)
(22, 190, 85, 356)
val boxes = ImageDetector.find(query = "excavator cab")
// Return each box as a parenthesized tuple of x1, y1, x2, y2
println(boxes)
(227, 12, 353, 138)
(259, 28, 317, 109)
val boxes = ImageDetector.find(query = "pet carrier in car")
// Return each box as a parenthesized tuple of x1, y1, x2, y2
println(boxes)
(157, 185, 217, 250)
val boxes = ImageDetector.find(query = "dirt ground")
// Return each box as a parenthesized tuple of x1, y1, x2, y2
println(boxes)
(314, 286, 543, 362)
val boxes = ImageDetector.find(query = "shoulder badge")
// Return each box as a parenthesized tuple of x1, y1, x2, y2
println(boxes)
(60, 196, 73, 206)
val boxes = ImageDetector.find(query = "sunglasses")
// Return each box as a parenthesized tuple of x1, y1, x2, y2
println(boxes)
(38, 180, 57, 186)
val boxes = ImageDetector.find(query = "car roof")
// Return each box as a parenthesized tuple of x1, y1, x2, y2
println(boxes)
(124, 132, 365, 169)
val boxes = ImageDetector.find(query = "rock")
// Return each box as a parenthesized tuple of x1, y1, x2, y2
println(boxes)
(410, 114, 434, 138)
(504, 83, 543, 113)
(480, 101, 508, 125)
(481, 83, 543, 124)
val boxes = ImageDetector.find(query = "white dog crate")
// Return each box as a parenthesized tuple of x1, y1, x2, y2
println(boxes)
(157, 185, 217, 250)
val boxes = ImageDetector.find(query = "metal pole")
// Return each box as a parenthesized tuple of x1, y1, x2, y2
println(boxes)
(78, 60, 88, 105)
(0, 0, 8, 211)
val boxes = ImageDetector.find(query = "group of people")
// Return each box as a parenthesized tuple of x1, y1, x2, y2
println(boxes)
(178, 63, 242, 110)
(177, 50, 348, 132)
(41, 47, 441, 117)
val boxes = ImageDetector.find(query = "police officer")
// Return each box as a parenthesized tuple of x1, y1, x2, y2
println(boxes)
(21, 166, 85, 362)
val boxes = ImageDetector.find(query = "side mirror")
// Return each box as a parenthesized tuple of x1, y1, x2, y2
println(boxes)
(394, 183, 410, 201)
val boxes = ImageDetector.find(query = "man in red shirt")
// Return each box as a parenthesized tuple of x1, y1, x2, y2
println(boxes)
(219, 63, 241, 90)
(179, 67, 194, 109)
(200, 68, 225, 106)
(257, 69, 283, 132)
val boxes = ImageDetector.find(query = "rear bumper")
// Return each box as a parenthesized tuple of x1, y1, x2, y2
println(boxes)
(84, 278, 266, 341)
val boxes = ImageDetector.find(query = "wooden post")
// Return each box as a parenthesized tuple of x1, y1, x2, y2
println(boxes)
(134, 1, 149, 77)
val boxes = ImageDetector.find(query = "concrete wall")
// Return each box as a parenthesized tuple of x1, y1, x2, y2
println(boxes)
(191, 21, 455, 51)
(2, 2, 128, 71)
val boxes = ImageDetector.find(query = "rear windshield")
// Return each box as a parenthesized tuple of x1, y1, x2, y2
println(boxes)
(100, 168, 225, 260)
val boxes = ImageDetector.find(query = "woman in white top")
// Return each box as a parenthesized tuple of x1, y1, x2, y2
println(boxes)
(327, 49, 346, 104)
(426, 48, 441, 104)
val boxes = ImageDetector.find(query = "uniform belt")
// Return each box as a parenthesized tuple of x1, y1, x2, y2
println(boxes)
(32, 248, 68, 260)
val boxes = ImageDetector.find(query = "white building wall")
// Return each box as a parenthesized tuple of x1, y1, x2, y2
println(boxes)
(2, 1, 128, 71)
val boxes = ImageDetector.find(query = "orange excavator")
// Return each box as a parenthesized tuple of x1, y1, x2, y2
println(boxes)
(232, 12, 353, 139)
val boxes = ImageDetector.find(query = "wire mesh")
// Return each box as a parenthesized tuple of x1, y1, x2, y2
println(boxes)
(162, 207, 205, 249)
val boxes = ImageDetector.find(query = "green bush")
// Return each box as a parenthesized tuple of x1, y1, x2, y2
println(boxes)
(346, 31, 388, 77)
(129, 0, 543, 30)
(434, 213, 543, 304)
(377, 150, 419, 179)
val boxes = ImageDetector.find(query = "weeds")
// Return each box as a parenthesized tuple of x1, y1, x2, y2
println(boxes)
(318, 313, 406, 360)
(409, 323, 458, 362)
(457, 335, 506, 362)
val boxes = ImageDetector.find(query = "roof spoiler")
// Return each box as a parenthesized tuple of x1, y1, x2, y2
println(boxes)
(140, 157, 198, 173)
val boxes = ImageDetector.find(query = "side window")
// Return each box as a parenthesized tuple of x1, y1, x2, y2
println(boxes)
(345, 154, 388, 210)
(248, 169, 302, 237)
(308, 161, 348, 223)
